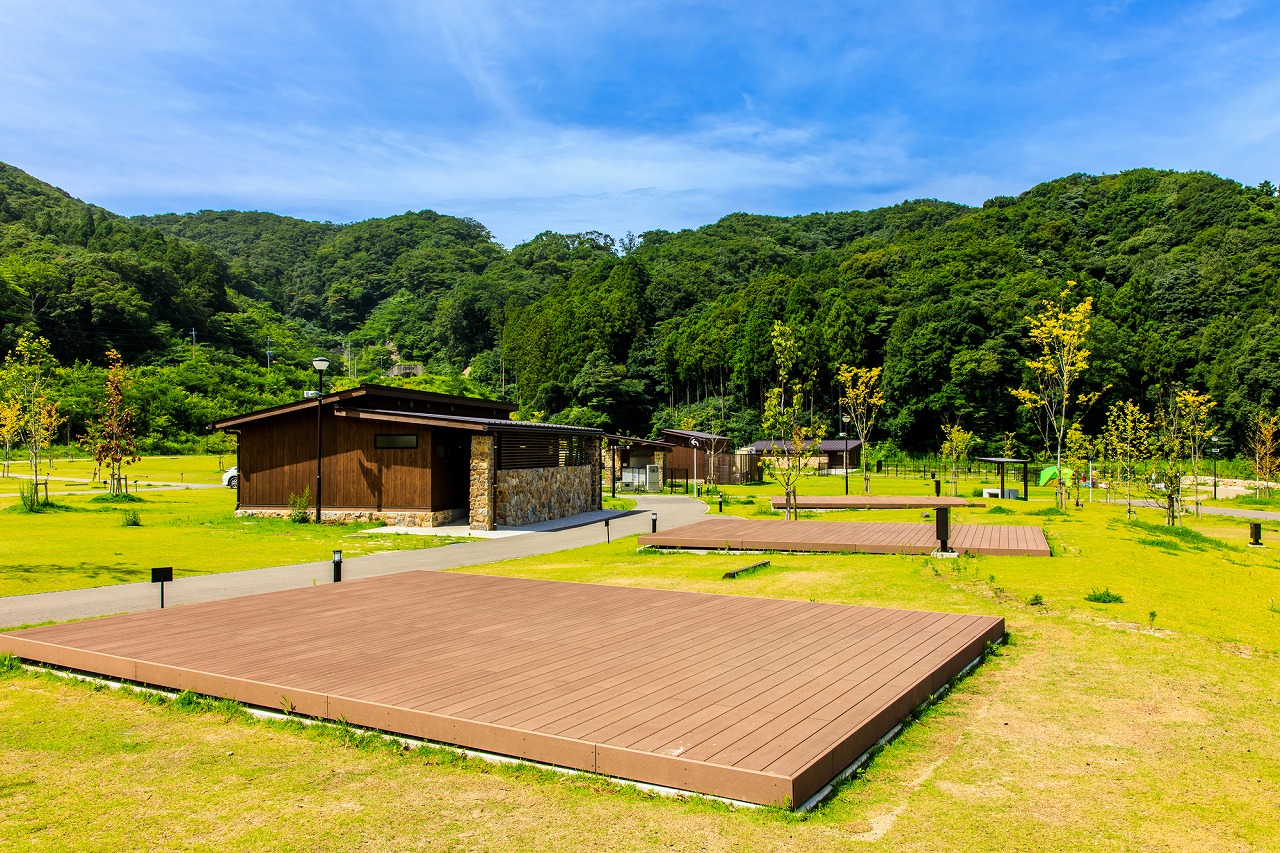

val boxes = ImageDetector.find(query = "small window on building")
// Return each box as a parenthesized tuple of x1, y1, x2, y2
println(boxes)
(375, 434, 418, 450)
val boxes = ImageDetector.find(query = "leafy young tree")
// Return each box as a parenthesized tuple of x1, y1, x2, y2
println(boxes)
(1175, 388, 1215, 517)
(1103, 400, 1150, 520)
(837, 364, 885, 494)
(1012, 282, 1102, 509)
(1246, 410, 1278, 498)
(762, 322, 825, 520)
(1063, 422, 1096, 507)
(0, 397, 20, 476)
(82, 350, 140, 495)
(939, 423, 976, 497)
(1, 331, 64, 483)
(1145, 394, 1188, 527)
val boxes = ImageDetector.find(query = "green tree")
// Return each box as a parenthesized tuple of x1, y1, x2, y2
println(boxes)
(1, 332, 64, 483)
(761, 322, 826, 519)
(1246, 410, 1278, 498)
(837, 364, 885, 494)
(1176, 388, 1215, 517)
(1012, 282, 1102, 509)
(940, 423, 976, 497)
(81, 350, 140, 494)
(1103, 400, 1150, 520)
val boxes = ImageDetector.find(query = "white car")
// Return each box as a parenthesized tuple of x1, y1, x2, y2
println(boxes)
(222, 466, 239, 488)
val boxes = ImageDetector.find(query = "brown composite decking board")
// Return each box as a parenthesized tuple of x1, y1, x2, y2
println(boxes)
(639, 518, 1051, 557)
(769, 495, 983, 510)
(0, 571, 1004, 808)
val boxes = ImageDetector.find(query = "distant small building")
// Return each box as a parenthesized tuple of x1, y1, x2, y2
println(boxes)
(661, 429, 760, 484)
(386, 363, 424, 377)
(747, 438, 862, 471)
(211, 385, 601, 530)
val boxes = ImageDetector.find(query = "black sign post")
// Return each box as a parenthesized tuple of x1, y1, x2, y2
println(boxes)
(151, 566, 173, 608)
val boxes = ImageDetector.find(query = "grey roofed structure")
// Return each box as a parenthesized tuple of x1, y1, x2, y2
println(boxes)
(746, 438, 864, 454)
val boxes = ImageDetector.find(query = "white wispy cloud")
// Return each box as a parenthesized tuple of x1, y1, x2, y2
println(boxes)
(2, 0, 1279, 245)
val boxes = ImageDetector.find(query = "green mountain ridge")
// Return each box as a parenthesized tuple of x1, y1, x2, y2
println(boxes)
(2, 161, 1278, 454)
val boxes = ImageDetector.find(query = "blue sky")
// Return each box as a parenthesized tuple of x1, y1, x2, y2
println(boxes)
(2, 0, 1278, 246)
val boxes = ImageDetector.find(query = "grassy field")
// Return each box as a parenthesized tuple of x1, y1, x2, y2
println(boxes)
(0, 482, 468, 598)
(2, 471, 1279, 850)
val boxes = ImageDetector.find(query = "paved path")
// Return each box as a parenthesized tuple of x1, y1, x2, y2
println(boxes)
(0, 495, 707, 629)
(1198, 505, 1280, 521)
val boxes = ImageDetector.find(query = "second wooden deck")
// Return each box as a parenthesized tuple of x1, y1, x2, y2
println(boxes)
(640, 518, 1051, 557)
(769, 495, 983, 510)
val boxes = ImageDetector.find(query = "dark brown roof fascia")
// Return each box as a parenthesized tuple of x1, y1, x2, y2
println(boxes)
(210, 383, 516, 430)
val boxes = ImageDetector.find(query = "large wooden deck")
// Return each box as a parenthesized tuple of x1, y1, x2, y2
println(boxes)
(640, 518, 1051, 557)
(0, 571, 1004, 808)
(769, 495, 983, 510)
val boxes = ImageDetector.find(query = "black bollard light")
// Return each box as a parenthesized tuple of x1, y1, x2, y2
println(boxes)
(1249, 522, 1263, 547)
(651, 511, 658, 533)
(935, 506, 952, 554)
(718, 492, 724, 513)
(605, 517, 611, 544)
(332, 549, 343, 582)
(934, 479, 941, 497)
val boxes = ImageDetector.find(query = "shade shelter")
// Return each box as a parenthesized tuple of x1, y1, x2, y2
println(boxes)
(603, 434, 676, 496)
(974, 456, 1030, 501)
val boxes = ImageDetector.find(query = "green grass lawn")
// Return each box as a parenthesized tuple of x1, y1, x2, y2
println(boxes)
(2, 473, 1279, 849)
(0, 488, 468, 597)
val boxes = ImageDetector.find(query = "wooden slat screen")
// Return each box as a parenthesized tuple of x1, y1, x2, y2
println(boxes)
(498, 434, 590, 470)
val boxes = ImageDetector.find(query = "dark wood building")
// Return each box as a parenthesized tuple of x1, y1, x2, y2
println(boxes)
(212, 385, 602, 530)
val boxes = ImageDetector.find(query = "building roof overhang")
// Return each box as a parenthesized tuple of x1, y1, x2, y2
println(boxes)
(210, 383, 518, 430)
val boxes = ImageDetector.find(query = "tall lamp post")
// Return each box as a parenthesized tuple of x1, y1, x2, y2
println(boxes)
(689, 438, 699, 495)
(841, 414, 850, 496)
(313, 356, 330, 524)
(1210, 435, 1224, 500)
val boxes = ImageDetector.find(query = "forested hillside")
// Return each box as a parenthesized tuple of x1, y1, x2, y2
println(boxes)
(3, 161, 1278, 456)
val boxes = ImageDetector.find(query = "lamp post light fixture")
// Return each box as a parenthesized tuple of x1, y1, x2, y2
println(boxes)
(689, 437, 699, 495)
(1210, 435, 1225, 500)
(312, 355, 330, 524)
(841, 414, 851, 496)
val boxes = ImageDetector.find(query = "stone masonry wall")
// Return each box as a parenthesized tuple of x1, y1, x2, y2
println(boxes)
(234, 507, 464, 526)
(496, 465, 596, 527)
(469, 434, 497, 531)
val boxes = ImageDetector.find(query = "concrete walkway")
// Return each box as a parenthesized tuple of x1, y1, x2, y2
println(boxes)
(0, 495, 708, 629)
(1198, 505, 1280, 522)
